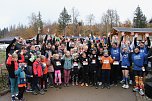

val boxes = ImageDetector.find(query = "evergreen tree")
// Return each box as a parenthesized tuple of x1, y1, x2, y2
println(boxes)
(58, 7, 71, 34)
(37, 11, 43, 34)
(133, 6, 147, 28)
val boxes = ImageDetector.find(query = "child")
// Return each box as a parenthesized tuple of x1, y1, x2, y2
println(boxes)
(89, 48, 99, 89)
(33, 56, 44, 95)
(63, 51, 73, 87)
(52, 54, 62, 89)
(72, 53, 80, 86)
(7, 52, 24, 101)
(121, 47, 131, 89)
(41, 55, 48, 91)
(101, 50, 113, 89)
(15, 63, 26, 101)
(80, 52, 90, 87)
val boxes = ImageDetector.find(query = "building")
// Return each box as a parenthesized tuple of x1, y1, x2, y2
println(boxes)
(112, 27, 152, 41)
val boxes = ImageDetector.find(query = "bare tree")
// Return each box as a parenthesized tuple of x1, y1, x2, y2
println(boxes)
(71, 7, 79, 35)
(87, 14, 95, 26)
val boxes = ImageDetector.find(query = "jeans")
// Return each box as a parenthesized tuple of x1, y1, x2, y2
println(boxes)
(10, 78, 18, 96)
(48, 72, 54, 86)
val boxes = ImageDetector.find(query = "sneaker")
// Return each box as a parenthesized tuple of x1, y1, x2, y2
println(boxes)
(120, 80, 125, 84)
(106, 85, 110, 89)
(76, 82, 78, 86)
(122, 84, 126, 88)
(133, 87, 139, 92)
(59, 84, 62, 89)
(101, 84, 105, 89)
(98, 82, 102, 86)
(139, 89, 145, 96)
(26, 89, 33, 93)
(129, 80, 132, 85)
(15, 94, 19, 100)
(81, 83, 84, 87)
(67, 83, 70, 87)
(11, 96, 15, 101)
(33, 91, 38, 95)
(72, 82, 75, 86)
(44, 89, 47, 92)
(123, 85, 129, 89)
(64, 84, 67, 87)
(40, 90, 45, 95)
(85, 83, 89, 87)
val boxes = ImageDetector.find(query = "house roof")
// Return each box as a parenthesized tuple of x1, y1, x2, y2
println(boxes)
(113, 27, 152, 33)
(0, 36, 18, 44)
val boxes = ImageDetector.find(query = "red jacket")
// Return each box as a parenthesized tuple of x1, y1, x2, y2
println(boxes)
(33, 60, 43, 77)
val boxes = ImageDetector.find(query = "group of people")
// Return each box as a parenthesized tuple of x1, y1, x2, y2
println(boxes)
(5, 32, 152, 101)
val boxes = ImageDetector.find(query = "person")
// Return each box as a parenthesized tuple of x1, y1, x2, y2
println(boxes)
(7, 52, 24, 101)
(52, 54, 62, 89)
(80, 52, 90, 87)
(15, 63, 27, 101)
(108, 32, 124, 86)
(33, 56, 44, 95)
(132, 46, 146, 96)
(71, 53, 80, 86)
(89, 48, 99, 89)
(62, 51, 73, 87)
(100, 50, 113, 89)
(121, 47, 131, 89)
(40, 55, 48, 91)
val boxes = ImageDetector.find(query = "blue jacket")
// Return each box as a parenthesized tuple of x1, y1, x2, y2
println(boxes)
(110, 47, 120, 61)
(15, 67, 26, 85)
(121, 52, 131, 67)
(63, 57, 73, 70)
(132, 52, 145, 71)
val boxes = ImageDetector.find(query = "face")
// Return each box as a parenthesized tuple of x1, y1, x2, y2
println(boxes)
(30, 45, 35, 51)
(112, 43, 117, 48)
(123, 47, 128, 52)
(82, 53, 86, 58)
(139, 42, 144, 48)
(134, 48, 139, 53)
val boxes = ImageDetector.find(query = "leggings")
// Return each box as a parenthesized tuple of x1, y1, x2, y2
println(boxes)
(54, 70, 62, 84)
(18, 86, 25, 100)
(102, 69, 110, 85)
(64, 69, 71, 84)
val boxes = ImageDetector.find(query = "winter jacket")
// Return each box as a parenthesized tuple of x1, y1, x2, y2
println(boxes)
(63, 57, 73, 70)
(15, 67, 26, 87)
(6, 55, 24, 78)
(52, 59, 62, 70)
(33, 60, 43, 77)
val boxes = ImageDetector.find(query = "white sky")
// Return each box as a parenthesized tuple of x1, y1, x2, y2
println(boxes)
(0, 0, 152, 28)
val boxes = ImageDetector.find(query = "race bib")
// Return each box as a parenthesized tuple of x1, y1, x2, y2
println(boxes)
(98, 57, 101, 60)
(113, 61, 119, 65)
(92, 59, 96, 64)
(122, 66, 127, 68)
(103, 60, 109, 64)
(83, 61, 88, 65)
(56, 61, 61, 66)
(73, 62, 78, 67)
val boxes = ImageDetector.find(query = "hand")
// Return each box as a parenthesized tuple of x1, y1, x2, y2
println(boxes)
(14, 50, 19, 53)
(121, 32, 125, 36)
(131, 32, 134, 36)
(145, 33, 149, 38)
(108, 32, 111, 37)
(8, 53, 12, 57)
(135, 33, 138, 38)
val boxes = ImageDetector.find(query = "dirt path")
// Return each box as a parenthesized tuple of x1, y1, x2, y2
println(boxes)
(0, 84, 136, 101)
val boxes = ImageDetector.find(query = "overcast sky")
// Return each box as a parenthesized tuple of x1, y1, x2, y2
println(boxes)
(0, 0, 152, 28)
